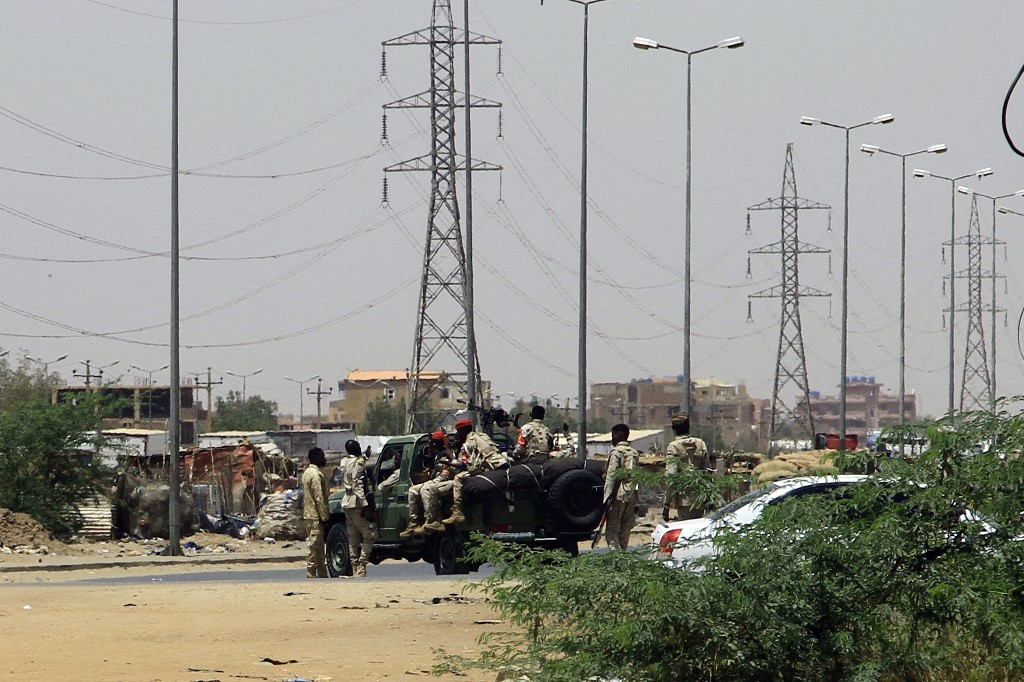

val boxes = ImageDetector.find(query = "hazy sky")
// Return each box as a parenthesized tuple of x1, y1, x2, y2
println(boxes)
(2, 0, 1024, 420)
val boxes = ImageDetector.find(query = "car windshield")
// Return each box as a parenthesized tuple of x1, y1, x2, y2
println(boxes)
(707, 482, 783, 521)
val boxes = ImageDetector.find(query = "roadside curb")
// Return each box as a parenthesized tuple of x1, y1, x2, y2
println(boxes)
(0, 553, 303, 574)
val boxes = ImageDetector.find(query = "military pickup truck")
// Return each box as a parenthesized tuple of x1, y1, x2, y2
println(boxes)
(324, 432, 605, 575)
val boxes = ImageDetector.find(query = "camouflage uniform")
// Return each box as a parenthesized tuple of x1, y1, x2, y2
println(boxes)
(300, 462, 329, 578)
(443, 431, 509, 525)
(401, 449, 452, 537)
(665, 435, 709, 520)
(340, 452, 378, 577)
(513, 418, 553, 464)
(603, 441, 640, 550)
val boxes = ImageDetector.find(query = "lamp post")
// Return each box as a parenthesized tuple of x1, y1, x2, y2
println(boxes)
(860, 143, 947, 438)
(956, 185, 1024, 406)
(634, 33, 744, 424)
(26, 353, 68, 378)
(913, 167, 993, 414)
(226, 368, 263, 401)
(130, 363, 170, 387)
(284, 374, 319, 428)
(800, 113, 894, 450)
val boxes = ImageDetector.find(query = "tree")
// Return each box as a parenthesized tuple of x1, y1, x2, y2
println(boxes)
(0, 350, 62, 413)
(212, 391, 277, 431)
(0, 394, 113, 539)
(359, 397, 406, 436)
(440, 406, 1024, 681)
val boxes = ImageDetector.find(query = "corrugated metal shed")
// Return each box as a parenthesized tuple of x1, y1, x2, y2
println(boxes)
(76, 496, 113, 540)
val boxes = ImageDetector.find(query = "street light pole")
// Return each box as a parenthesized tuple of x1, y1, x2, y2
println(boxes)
(634, 33, 744, 424)
(860, 143, 947, 438)
(913, 167, 993, 414)
(800, 113, 894, 450)
(26, 353, 68, 380)
(956, 186, 1024, 406)
(284, 374, 319, 428)
(226, 368, 263, 401)
(131, 363, 170, 420)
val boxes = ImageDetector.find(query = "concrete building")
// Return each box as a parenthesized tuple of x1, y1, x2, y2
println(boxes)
(55, 384, 203, 445)
(327, 369, 489, 429)
(589, 376, 759, 452)
(801, 375, 917, 441)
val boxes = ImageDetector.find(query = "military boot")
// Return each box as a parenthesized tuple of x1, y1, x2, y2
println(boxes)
(353, 562, 367, 578)
(442, 503, 465, 525)
(421, 520, 445, 533)
(400, 521, 422, 539)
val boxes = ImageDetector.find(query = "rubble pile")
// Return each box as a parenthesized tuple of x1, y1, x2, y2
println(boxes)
(0, 507, 64, 554)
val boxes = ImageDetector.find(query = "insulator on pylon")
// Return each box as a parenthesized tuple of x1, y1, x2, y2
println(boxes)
(828, 299, 833, 320)
(381, 112, 389, 144)
(941, 247, 946, 265)
(746, 300, 753, 322)
(1005, 279, 1009, 295)
(942, 279, 946, 296)
(828, 254, 832, 275)
(746, 256, 752, 279)
(497, 45, 503, 75)
(1004, 244, 1008, 261)
(827, 212, 832, 232)
(1004, 311, 1009, 328)
(380, 48, 388, 80)
(942, 313, 947, 331)
(381, 176, 390, 207)
(497, 109, 504, 139)
(745, 213, 751, 234)
(498, 170, 504, 203)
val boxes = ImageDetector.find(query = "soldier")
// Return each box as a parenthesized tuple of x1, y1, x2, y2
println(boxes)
(378, 451, 403, 498)
(301, 447, 330, 578)
(399, 431, 452, 538)
(513, 404, 553, 464)
(340, 439, 377, 577)
(442, 418, 509, 525)
(603, 423, 640, 551)
(664, 413, 710, 521)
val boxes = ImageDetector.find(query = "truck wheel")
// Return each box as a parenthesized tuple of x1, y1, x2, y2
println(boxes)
(326, 523, 352, 578)
(547, 469, 603, 532)
(433, 528, 470, 575)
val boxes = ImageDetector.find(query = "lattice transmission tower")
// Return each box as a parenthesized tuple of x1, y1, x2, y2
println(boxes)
(382, 0, 501, 432)
(747, 143, 832, 446)
(946, 193, 1000, 410)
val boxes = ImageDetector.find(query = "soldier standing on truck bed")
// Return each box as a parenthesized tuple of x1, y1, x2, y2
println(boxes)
(400, 431, 452, 538)
(663, 413, 710, 522)
(301, 447, 330, 578)
(603, 423, 640, 550)
(513, 404, 553, 464)
(340, 439, 378, 578)
(441, 418, 509, 525)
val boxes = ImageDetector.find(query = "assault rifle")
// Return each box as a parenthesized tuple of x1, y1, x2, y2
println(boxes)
(591, 477, 621, 549)
(456, 399, 518, 438)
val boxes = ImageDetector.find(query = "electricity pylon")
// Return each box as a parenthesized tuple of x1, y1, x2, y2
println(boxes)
(747, 143, 832, 447)
(947, 194, 998, 410)
(382, 0, 501, 432)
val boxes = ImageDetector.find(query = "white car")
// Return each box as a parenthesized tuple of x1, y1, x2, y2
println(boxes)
(651, 475, 869, 567)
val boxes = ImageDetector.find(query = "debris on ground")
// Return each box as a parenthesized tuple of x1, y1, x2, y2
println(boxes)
(0, 507, 67, 554)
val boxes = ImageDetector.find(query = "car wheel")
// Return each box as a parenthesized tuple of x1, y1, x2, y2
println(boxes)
(326, 523, 352, 578)
(433, 528, 470, 575)
(547, 469, 604, 532)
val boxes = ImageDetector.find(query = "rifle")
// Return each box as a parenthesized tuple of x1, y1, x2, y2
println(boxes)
(591, 477, 621, 549)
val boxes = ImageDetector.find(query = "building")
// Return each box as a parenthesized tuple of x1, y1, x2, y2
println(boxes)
(327, 369, 489, 429)
(801, 375, 917, 440)
(55, 383, 203, 445)
(589, 376, 759, 451)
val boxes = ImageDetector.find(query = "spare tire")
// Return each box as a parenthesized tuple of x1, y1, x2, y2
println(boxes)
(546, 469, 603, 532)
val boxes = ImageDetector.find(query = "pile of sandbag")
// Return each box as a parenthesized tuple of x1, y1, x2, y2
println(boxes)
(255, 490, 306, 540)
(752, 449, 839, 485)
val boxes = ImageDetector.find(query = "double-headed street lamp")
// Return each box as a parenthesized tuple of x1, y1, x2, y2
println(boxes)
(226, 367, 263, 401)
(26, 353, 68, 378)
(860, 143, 947, 437)
(913, 167, 993, 413)
(956, 185, 1024, 405)
(284, 374, 319, 427)
(130, 363, 170, 387)
(634, 33, 744, 420)
(799, 113, 894, 450)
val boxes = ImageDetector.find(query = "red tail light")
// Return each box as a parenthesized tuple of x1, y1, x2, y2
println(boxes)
(658, 528, 682, 556)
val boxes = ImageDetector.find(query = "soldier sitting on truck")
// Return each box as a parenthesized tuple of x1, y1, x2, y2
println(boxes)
(441, 418, 510, 525)
(399, 431, 453, 538)
(512, 404, 553, 465)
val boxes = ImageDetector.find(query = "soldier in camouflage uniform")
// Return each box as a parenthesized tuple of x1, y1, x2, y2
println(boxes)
(442, 418, 509, 525)
(603, 423, 640, 550)
(513, 404, 553, 464)
(301, 447, 330, 578)
(340, 439, 377, 577)
(664, 413, 710, 521)
(400, 431, 452, 538)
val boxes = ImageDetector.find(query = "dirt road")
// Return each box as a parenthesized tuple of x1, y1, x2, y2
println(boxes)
(1, 561, 500, 682)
